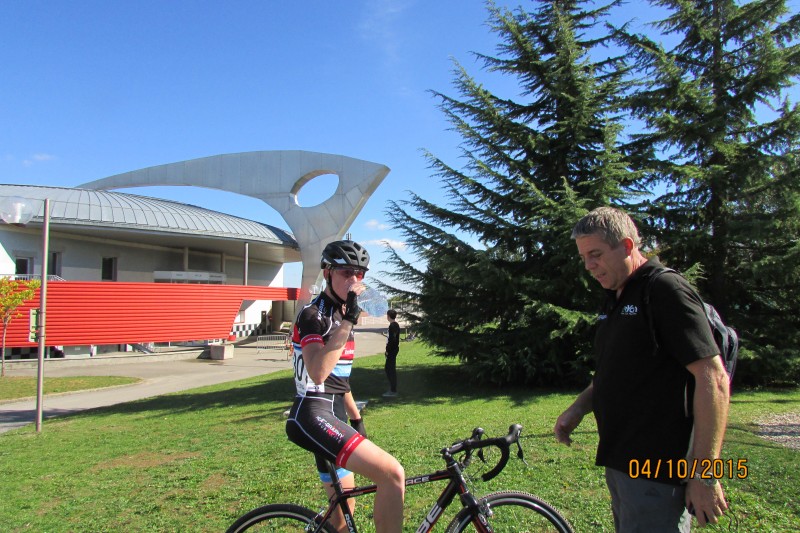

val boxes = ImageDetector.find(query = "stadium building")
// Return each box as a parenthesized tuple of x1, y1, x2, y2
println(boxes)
(0, 151, 388, 359)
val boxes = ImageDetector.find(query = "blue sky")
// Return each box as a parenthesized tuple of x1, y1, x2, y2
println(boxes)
(2, 1, 798, 288)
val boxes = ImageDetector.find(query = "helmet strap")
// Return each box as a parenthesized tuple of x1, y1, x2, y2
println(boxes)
(325, 269, 347, 305)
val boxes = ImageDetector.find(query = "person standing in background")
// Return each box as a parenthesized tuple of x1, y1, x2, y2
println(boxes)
(383, 309, 401, 397)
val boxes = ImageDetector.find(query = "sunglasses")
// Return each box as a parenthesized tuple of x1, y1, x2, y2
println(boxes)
(333, 268, 366, 280)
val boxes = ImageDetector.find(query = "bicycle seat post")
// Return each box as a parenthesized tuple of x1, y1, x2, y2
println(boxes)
(325, 460, 343, 492)
(323, 459, 359, 532)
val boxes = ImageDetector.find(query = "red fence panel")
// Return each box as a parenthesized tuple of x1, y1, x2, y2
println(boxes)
(5, 281, 300, 347)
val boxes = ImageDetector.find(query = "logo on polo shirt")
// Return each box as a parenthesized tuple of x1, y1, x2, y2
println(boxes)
(621, 304, 638, 316)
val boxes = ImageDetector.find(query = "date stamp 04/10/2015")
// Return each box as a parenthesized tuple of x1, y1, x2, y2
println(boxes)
(628, 458, 748, 480)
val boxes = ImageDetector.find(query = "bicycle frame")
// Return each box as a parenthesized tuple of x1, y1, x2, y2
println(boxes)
(316, 455, 490, 533)
(226, 425, 569, 533)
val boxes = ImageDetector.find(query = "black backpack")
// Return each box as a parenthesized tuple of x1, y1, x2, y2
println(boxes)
(644, 268, 739, 408)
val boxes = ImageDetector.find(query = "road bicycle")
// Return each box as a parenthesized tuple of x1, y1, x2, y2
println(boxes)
(227, 423, 573, 532)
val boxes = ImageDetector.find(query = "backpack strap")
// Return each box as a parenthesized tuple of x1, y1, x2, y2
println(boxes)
(642, 266, 696, 418)
(643, 267, 677, 357)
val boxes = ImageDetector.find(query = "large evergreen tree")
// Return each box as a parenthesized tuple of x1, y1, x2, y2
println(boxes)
(620, 0, 800, 384)
(380, 0, 639, 386)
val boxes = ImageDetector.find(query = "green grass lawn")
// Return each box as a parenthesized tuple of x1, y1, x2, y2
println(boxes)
(0, 343, 797, 532)
(0, 376, 141, 401)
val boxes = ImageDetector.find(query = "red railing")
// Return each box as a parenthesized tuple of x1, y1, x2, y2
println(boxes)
(5, 281, 299, 347)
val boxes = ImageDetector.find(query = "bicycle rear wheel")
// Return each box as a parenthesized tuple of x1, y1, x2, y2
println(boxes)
(445, 491, 573, 533)
(226, 503, 336, 533)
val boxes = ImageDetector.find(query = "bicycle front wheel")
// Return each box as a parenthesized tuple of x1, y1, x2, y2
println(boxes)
(445, 491, 574, 533)
(226, 503, 336, 533)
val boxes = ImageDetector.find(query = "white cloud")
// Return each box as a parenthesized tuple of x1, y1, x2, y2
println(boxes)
(365, 219, 389, 231)
(363, 238, 407, 251)
(358, 1, 409, 49)
(22, 153, 55, 167)
(357, 0, 414, 94)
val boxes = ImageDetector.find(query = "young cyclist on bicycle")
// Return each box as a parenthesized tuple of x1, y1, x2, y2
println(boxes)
(286, 240, 405, 533)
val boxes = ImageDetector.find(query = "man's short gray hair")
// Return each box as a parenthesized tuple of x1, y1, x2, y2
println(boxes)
(571, 207, 641, 247)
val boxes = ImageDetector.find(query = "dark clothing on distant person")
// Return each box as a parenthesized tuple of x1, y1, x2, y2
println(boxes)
(385, 321, 401, 393)
(386, 322, 400, 354)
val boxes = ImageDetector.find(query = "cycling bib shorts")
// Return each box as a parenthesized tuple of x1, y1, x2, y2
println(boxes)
(286, 391, 365, 481)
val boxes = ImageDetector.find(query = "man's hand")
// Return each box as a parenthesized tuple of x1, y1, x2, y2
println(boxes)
(554, 407, 584, 446)
(686, 479, 728, 527)
(342, 291, 361, 324)
(554, 384, 593, 446)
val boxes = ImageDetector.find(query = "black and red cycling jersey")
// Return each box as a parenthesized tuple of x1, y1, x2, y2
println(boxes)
(287, 291, 363, 477)
(291, 291, 356, 396)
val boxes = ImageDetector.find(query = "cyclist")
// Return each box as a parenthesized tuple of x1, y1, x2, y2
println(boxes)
(286, 239, 405, 533)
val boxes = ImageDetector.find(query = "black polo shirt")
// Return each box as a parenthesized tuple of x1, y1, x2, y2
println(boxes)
(592, 258, 718, 484)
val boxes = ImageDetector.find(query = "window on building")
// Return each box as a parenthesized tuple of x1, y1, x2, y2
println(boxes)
(48, 252, 62, 278)
(15, 256, 33, 277)
(101, 257, 117, 281)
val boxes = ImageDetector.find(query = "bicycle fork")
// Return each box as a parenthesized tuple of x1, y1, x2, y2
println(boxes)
(456, 488, 495, 533)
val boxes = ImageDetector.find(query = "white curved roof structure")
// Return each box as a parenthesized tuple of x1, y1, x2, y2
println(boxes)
(0, 184, 294, 243)
(0, 184, 297, 263)
(80, 150, 390, 302)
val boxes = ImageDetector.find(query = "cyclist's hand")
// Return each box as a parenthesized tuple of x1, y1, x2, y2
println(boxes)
(342, 291, 362, 324)
(350, 417, 367, 438)
(554, 407, 583, 446)
(347, 281, 366, 295)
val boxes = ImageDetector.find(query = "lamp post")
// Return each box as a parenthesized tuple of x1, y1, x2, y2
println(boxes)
(0, 195, 50, 432)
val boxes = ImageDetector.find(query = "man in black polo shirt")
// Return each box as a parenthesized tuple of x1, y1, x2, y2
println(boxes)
(554, 207, 730, 531)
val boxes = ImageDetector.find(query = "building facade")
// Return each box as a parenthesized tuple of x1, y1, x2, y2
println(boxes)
(0, 184, 300, 358)
(1, 150, 389, 360)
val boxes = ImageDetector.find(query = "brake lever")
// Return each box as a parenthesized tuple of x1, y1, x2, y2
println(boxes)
(477, 449, 486, 464)
(468, 427, 486, 464)
(516, 439, 528, 467)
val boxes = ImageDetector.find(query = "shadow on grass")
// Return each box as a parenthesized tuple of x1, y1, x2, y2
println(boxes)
(65, 359, 579, 425)
(730, 397, 800, 405)
(723, 423, 797, 450)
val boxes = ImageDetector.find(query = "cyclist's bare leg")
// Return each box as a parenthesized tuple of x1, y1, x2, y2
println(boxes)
(344, 439, 405, 533)
(323, 472, 355, 533)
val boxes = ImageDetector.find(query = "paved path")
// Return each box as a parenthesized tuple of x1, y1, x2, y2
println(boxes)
(0, 328, 388, 434)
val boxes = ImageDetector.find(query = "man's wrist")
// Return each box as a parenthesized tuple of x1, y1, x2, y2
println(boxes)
(692, 473, 719, 487)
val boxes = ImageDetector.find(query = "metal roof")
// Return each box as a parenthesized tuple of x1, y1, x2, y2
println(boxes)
(0, 184, 299, 264)
(0, 184, 294, 243)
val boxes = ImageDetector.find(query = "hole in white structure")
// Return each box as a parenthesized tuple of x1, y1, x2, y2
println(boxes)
(294, 173, 340, 207)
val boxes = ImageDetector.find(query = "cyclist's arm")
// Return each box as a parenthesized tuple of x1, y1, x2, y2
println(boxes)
(554, 382, 593, 446)
(302, 321, 355, 384)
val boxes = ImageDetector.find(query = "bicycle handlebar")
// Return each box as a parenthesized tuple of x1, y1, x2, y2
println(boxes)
(442, 423, 523, 482)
